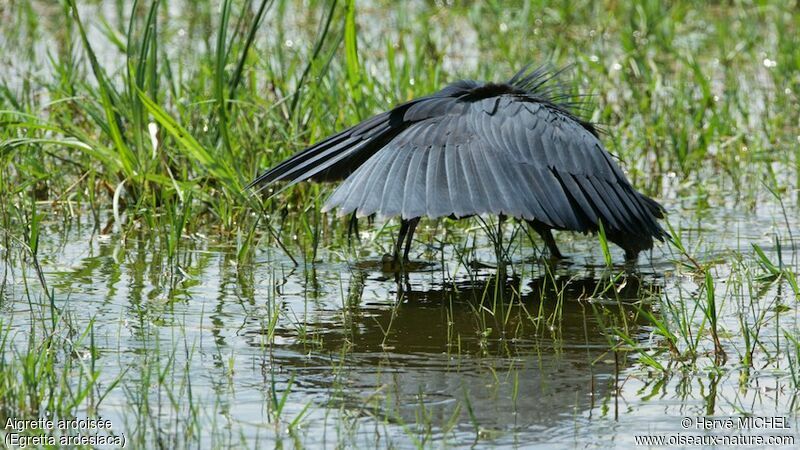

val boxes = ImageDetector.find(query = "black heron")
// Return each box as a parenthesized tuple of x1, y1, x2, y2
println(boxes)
(249, 66, 667, 263)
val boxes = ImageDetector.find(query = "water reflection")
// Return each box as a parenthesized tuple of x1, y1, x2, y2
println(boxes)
(246, 272, 656, 443)
(8, 209, 800, 447)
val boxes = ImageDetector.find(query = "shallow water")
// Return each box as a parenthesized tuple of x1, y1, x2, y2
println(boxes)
(2, 0, 799, 448)
(2, 194, 799, 448)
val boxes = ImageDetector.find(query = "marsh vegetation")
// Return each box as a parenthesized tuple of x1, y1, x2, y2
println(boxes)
(1, 0, 799, 447)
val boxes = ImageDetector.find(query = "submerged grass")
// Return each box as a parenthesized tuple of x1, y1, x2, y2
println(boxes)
(1, 0, 800, 448)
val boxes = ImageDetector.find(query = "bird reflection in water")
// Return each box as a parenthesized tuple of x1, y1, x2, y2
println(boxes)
(263, 270, 660, 440)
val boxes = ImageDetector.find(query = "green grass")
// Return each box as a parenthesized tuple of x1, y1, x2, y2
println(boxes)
(1, 0, 800, 448)
(2, 0, 796, 242)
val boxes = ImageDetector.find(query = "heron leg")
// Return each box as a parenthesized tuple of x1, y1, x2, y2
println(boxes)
(527, 220, 563, 259)
(402, 217, 420, 262)
(347, 212, 359, 247)
(394, 219, 410, 263)
(387, 218, 419, 271)
(496, 214, 507, 262)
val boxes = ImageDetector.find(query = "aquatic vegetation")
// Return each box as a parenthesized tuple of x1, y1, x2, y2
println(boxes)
(0, 0, 799, 448)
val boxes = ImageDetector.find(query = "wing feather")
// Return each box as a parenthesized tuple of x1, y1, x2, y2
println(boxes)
(573, 175, 622, 230)
(461, 140, 491, 214)
(554, 170, 599, 226)
(524, 166, 563, 226)
(443, 119, 471, 218)
(473, 141, 519, 216)
(249, 112, 390, 190)
(326, 145, 390, 216)
(401, 146, 430, 218)
(359, 147, 406, 216)
(434, 143, 455, 217)
(269, 74, 665, 245)
(508, 160, 548, 221)
(379, 145, 416, 216)
(588, 178, 635, 233)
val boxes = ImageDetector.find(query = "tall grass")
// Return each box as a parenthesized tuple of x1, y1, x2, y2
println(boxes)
(2, 0, 796, 249)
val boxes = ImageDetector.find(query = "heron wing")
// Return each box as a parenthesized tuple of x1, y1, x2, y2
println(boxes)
(324, 105, 577, 225)
(324, 93, 665, 240)
(246, 81, 481, 194)
(472, 97, 666, 238)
